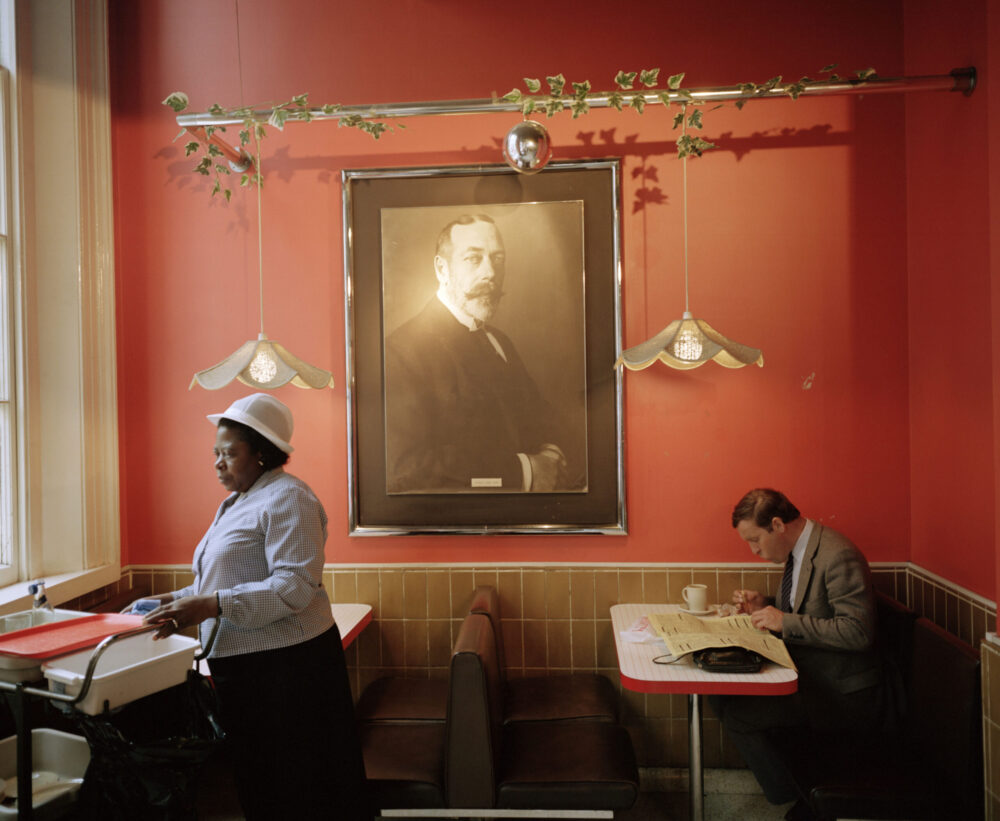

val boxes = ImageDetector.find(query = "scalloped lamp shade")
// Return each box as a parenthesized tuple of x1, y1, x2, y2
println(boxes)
(190, 333, 335, 390)
(615, 312, 763, 371)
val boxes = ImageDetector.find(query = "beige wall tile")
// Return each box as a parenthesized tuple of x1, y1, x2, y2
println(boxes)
(357, 571, 379, 610)
(546, 571, 571, 619)
(522, 571, 546, 619)
(497, 570, 522, 619)
(380, 570, 404, 620)
(547, 619, 572, 668)
(596, 619, 617, 669)
(426, 572, 451, 619)
(403, 570, 428, 619)
(404, 619, 429, 667)
(595, 571, 619, 611)
(523, 619, 546, 669)
(570, 571, 595, 619)
(450, 571, 475, 616)
(571, 618, 596, 669)
(619, 571, 642, 603)
(502, 620, 523, 670)
(380, 621, 405, 668)
(717, 571, 742, 607)
(643, 569, 667, 604)
(332, 570, 358, 603)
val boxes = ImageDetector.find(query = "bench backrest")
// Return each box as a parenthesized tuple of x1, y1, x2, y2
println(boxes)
(907, 616, 982, 817)
(445, 612, 503, 808)
(469, 585, 507, 673)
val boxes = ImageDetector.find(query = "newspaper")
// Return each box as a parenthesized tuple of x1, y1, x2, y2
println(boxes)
(648, 611, 797, 670)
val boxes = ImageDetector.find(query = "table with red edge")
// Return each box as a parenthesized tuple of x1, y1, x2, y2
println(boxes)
(611, 603, 797, 821)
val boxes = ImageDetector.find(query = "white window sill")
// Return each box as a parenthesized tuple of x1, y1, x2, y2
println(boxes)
(0, 565, 121, 616)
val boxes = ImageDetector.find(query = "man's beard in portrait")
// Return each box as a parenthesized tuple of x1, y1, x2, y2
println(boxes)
(459, 281, 503, 323)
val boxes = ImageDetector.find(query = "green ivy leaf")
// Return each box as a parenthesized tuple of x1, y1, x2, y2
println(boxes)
(571, 99, 590, 118)
(162, 92, 189, 112)
(194, 157, 212, 175)
(211, 180, 221, 196)
(214, 164, 231, 174)
(687, 109, 704, 129)
(855, 67, 877, 81)
(240, 174, 250, 187)
(207, 144, 223, 157)
(657, 91, 671, 107)
(639, 68, 660, 88)
(238, 129, 250, 146)
(608, 91, 624, 111)
(208, 103, 226, 116)
(821, 63, 839, 73)
(630, 94, 645, 114)
(786, 81, 807, 100)
(268, 108, 289, 130)
(735, 98, 748, 110)
(668, 72, 685, 90)
(254, 123, 267, 141)
(321, 104, 342, 115)
(522, 98, 536, 116)
(291, 93, 309, 107)
(546, 74, 566, 96)
(544, 97, 562, 117)
(501, 88, 523, 103)
(224, 188, 233, 203)
(572, 80, 591, 99)
(184, 141, 201, 157)
(525, 78, 541, 93)
(672, 111, 685, 129)
(614, 70, 637, 90)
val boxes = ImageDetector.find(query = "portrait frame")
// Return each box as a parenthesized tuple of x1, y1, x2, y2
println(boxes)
(342, 160, 625, 535)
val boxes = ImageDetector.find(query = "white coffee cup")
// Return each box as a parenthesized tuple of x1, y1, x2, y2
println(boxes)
(682, 584, 708, 612)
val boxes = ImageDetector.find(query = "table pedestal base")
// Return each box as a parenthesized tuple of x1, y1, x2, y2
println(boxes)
(688, 693, 703, 821)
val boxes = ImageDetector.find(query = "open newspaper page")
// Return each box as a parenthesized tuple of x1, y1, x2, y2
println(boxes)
(648, 612, 796, 670)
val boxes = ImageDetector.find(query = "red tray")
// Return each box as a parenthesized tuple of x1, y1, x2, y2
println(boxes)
(0, 614, 145, 660)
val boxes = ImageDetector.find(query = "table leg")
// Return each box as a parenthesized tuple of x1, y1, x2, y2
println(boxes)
(688, 693, 703, 821)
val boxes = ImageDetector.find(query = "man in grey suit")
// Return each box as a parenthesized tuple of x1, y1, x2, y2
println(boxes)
(711, 488, 888, 818)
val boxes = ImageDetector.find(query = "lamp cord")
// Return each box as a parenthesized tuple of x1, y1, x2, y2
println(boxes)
(256, 140, 264, 336)
(682, 105, 690, 314)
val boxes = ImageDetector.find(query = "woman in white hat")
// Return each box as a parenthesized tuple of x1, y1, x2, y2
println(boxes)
(140, 393, 369, 820)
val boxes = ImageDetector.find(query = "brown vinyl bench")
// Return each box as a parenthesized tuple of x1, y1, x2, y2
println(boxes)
(367, 612, 639, 819)
(777, 606, 983, 820)
(469, 585, 619, 725)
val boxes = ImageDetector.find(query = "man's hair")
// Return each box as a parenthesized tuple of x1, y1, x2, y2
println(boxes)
(434, 214, 496, 260)
(219, 418, 290, 470)
(731, 488, 801, 530)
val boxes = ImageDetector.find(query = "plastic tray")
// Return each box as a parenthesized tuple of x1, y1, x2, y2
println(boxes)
(0, 610, 92, 682)
(0, 614, 143, 662)
(42, 632, 199, 715)
(0, 728, 90, 818)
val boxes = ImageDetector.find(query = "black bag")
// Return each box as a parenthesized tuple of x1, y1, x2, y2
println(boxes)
(692, 647, 764, 673)
(74, 670, 225, 820)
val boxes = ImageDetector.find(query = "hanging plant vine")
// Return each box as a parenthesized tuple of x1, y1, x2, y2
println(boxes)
(164, 63, 875, 198)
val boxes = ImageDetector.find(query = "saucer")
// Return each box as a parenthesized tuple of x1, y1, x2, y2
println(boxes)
(679, 607, 714, 616)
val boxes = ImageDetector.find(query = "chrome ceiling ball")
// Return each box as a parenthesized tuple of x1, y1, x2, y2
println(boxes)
(502, 120, 552, 174)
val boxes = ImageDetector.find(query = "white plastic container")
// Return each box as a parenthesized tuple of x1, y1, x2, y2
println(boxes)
(41, 632, 199, 715)
(0, 728, 90, 818)
(0, 610, 91, 683)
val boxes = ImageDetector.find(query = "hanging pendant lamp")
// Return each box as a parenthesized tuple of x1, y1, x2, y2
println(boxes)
(189, 142, 335, 390)
(616, 107, 763, 371)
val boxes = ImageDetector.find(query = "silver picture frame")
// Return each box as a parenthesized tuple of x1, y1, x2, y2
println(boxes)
(342, 160, 625, 535)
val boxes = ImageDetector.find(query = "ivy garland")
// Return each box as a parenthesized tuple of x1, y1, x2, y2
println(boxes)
(164, 64, 875, 200)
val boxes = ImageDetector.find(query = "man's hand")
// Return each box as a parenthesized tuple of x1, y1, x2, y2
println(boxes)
(527, 444, 567, 491)
(732, 589, 767, 614)
(750, 605, 784, 633)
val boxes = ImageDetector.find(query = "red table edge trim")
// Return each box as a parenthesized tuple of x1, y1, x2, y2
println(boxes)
(619, 671, 799, 696)
(339, 607, 373, 648)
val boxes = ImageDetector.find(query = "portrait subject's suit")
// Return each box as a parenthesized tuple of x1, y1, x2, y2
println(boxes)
(384, 297, 572, 493)
(710, 524, 888, 803)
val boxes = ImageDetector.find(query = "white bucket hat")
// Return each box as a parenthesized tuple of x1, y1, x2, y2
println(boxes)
(207, 393, 295, 454)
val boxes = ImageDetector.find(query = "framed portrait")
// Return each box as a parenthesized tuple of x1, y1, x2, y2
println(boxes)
(342, 160, 625, 534)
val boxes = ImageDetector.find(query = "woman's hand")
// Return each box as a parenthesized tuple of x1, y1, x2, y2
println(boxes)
(144, 594, 218, 640)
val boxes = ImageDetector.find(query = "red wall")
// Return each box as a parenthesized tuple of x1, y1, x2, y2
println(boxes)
(903, 0, 997, 599)
(108, 0, 994, 602)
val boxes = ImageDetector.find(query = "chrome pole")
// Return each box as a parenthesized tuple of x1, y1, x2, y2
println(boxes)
(175, 68, 975, 129)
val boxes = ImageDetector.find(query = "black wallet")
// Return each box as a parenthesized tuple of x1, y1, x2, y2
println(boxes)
(692, 647, 764, 673)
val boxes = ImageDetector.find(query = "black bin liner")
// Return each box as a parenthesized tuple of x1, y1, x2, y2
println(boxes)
(72, 670, 224, 820)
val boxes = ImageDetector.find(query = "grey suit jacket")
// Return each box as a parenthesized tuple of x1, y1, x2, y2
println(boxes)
(781, 524, 883, 696)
